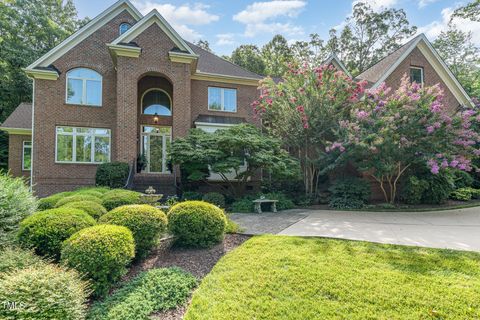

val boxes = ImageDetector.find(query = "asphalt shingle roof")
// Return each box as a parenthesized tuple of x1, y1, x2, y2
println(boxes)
(1, 102, 32, 130)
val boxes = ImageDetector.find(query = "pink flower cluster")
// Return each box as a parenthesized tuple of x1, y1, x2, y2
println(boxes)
(326, 142, 345, 153)
(428, 156, 473, 174)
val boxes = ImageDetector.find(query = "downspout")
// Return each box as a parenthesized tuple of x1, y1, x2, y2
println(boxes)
(30, 79, 35, 191)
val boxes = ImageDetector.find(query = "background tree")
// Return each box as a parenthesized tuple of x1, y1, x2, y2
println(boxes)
(0, 0, 87, 170)
(230, 45, 266, 75)
(326, 2, 417, 75)
(452, 0, 480, 22)
(261, 35, 294, 77)
(433, 24, 480, 99)
(194, 39, 212, 52)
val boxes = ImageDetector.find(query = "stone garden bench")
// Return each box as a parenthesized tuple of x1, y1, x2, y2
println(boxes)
(253, 199, 278, 214)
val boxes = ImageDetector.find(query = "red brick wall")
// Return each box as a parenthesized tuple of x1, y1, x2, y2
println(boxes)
(8, 134, 31, 178)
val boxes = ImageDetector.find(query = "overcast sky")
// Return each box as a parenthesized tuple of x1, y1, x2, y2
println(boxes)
(73, 0, 480, 56)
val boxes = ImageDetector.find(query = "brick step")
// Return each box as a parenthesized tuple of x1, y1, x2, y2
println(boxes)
(132, 174, 177, 196)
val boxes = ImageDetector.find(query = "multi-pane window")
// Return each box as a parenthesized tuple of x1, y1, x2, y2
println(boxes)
(22, 141, 31, 171)
(142, 89, 172, 116)
(66, 68, 102, 106)
(208, 87, 237, 112)
(56, 126, 110, 164)
(410, 67, 424, 85)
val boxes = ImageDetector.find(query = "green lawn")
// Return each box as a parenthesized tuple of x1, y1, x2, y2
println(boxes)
(185, 235, 480, 320)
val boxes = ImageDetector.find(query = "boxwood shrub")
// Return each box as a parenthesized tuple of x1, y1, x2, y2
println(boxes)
(95, 162, 130, 188)
(102, 189, 142, 211)
(168, 201, 227, 248)
(55, 194, 103, 208)
(87, 268, 197, 320)
(329, 177, 371, 209)
(61, 201, 108, 220)
(202, 192, 226, 208)
(0, 264, 89, 320)
(37, 191, 74, 210)
(61, 224, 135, 297)
(100, 205, 167, 259)
(18, 208, 96, 259)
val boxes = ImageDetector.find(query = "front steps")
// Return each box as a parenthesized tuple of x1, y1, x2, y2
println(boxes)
(131, 173, 177, 197)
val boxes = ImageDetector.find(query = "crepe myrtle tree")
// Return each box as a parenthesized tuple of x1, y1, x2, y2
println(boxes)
(251, 63, 367, 197)
(170, 124, 299, 198)
(332, 75, 480, 204)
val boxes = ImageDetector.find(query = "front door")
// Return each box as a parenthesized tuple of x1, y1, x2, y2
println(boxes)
(141, 126, 171, 173)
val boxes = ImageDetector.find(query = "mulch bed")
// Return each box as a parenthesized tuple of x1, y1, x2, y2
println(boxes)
(125, 233, 251, 319)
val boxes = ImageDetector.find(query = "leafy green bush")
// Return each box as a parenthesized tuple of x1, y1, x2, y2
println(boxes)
(0, 247, 46, 274)
(401, 176, 429, 205)
(469, 188, 480, 199)
(225, 217, 241, 234)
(421, 170, 455, 204)
(230, 198, 254, 213)
(38, 191, 73, 210)
(74, 189, 104, 198)
(261, 192, 295, 210)
(202, 192, 226, 208)
(0, 264, 89, 320)
(87, 268, 197, 320)
(102, 189, 142, 211)
(96, 162, 130, 188)
(452, 170, 474, 189)
(450, 188, 473, 201)
(168, 201, 227, 248)
(0, 173, 37, 245)
(182, 191, 203, 201)
(99, 205, 167, 260)
(75, 186, 111, 194)
(18, 208, 96, 258)
(55, 194, 102, 208)
(329, 177, 371, 209)
(61, 224, 135, 297)
(61, 201, 108, 220)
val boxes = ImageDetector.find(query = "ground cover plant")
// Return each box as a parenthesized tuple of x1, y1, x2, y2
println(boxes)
(185, 235, 480, 319)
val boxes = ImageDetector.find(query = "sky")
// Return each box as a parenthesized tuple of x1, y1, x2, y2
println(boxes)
(73, 0, 480, 56)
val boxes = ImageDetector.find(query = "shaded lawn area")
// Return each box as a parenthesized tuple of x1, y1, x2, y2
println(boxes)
(185, 235, 480, 320)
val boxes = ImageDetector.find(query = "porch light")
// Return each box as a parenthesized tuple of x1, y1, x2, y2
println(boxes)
(153, 114, 159, 124)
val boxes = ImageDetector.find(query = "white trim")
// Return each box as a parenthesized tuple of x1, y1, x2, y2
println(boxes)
(55, 126, 111, 164)
(111, 9, 195, 56)
(26, 0, 142, 69)
(140, 125, 172, 173)
(0, 127, 32, 135)
(324, 53, 352, 78)
(208, 87, 237, 113)
(194, 122, 237, 128)
(409, 66, 424, 85)
(22, 141, 32, 171)
(191, 71, 260, 86)
(141, 88, 172, 115)
(65, 68, 103, 106)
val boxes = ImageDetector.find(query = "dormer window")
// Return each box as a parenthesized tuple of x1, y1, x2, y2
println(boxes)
(410, 67, 424, 85)
(119, 23, 131, 35)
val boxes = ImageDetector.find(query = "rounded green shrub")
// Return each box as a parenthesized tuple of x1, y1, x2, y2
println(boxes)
(168, 201, 227, 248)
(231, 198, 254, 213)
(182, 191, 203, 201)
(17, 208, 96, 258)
(74, 189, 104, 198)
(329, 177, 371, 209)
(95, 162, 130, 188)
(202, 192, 226, 208)
(61, 224, 135, 297)
(0, 247, 46, 274)
(37, 191, 73, 210)
(0, 173, 37, 245)
(450, 188, 473, 201)
(102, 189, 142, 211)
(61, 201, 108, 220)
(0, 264, 89, 320)
(55, 194, 102, 208)
(99, 205, 167, 260)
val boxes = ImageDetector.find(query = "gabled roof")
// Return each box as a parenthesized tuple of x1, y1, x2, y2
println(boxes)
(324, 53, 352, 77)
(0, 103, 32, 134)
(356, 33, 473, 107)
(25, 0, 142, 71)
(111, 9, 196, 56)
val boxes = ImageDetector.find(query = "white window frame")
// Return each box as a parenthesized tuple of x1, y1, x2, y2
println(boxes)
(55, 126, 111, 164)
(119, 22, 131, 35)
(141, 88, 172, 116)
(65, 68, 103, 106)
(409, 66, 424, 85)
(208, 87, 237, 112)
(140, 126, 172, 173)
(22, 141, 32, 171)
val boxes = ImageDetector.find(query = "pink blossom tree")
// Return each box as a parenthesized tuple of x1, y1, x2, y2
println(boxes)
(335, 75, 480, 203)
(252, 63, 367, 196)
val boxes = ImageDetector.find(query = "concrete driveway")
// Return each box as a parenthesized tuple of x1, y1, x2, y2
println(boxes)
(231, 206, 480, 251)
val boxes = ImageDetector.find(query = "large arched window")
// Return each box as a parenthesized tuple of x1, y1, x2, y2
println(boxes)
(66, 68, 102, 106)
(142, 89, 172, 116)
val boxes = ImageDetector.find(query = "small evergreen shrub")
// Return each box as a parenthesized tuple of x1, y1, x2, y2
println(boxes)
(450, 188, 473, 201)
(329, 177, 371, 209)
(87, 268, 197, 320)
(61, 224, 135, 297)
(262, 192, 295, 210)
(0, 264, 89, 320)
(230, 198, 254, 213)
(99, 205, 167, 260)
(168, 201, 227, 248)
(401, 176, 429, 205)
(469, 188, 480, 199)
(74, 186, 111, 194)
(95, 162, 130, 188)
(452, 170, 474, 189)
(421, 170, 455, 204)
(182, 191, 203, 201)
(55, 194, 103, 208)
(18, 208, 96, 258)
(0, 247, 46, 274)
(225, 218, 241, 234)
(202, 192, 226, 208)
(74, 189, 104, 198)
(102, 189, 142, 211)
(0, 173, 37, 245)
(61, 201, 108, 220)
(38, 191, 73, 210)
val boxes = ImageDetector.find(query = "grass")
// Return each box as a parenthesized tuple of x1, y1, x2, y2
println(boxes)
(185, 235, 480, 320)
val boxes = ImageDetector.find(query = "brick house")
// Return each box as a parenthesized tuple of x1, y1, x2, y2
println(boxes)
(0, 0, 474, 197)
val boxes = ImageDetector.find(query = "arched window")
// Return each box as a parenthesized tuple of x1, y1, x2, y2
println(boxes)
(119, 23, 131, 35)
(66, 68, 102, 106)
(142, 89, 172, 116)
